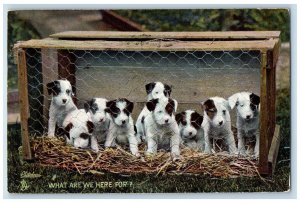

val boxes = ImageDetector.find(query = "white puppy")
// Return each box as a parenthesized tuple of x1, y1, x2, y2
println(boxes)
(84, 98, 110, 152)
(176, 110, 204, 151)
(135, 82, 173, 143)
(143, 97, 180, 160)
(104, 98, 140, 157)
(228, 92, 260, 158)
(59, 109, 95, 149)
(202, 97, 237, 154)
(47, 79, 77, 137)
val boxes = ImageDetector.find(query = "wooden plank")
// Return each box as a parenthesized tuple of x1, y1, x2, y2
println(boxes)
(268, 125, 281, 175)
(50, 31, 281, 40)
(17, 48, 32, 160)
(258, 51, 269, 174)
(15, 39, 278, 52)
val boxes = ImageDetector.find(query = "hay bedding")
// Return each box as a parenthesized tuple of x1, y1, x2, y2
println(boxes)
(31, 136, 260, 178)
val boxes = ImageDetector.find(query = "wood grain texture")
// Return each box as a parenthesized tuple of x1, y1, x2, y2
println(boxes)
(15, 39, 278, 52)
(50, 31, 281, 40)
(268, 125, 281, 175)
(17, 48, 32, 160)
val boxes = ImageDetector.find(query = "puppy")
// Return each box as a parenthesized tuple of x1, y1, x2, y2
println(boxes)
(104, 98, 140, 157)
(84, 98, 110, 152)
(59, 109, 95, 149)
(176, 110, 204, 151)
(228, 92, 260, 158)
(202, 97, 237, 154)
(135, 82, 174, 143)
(47, 79, 77, 137)
(144, 97, 180, 160)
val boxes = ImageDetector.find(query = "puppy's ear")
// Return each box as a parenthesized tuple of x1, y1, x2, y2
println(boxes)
(250, 93, 260, 106)
(46, 81, 58, 95)
(166, 98, 176, 115)
(126, 100, 134, 114)
(175, 112, 183, 124)
(203, 99, 215, 112)
(145, 82, 156, 95)
(228, 93, 240, 109)
(64, 122, 73, 139)
(84, 99, 94, 113)
(163, 84, 172, 97)
(86, 121, 94, 133)
(146, 99, 159, 112)
(192, 112, 203, 128)
(105, 100, 116, 114)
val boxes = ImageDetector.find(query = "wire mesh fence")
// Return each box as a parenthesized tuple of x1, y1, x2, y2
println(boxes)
(24, 47, 261, 161)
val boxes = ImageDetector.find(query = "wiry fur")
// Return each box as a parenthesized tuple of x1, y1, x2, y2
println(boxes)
(84, 98, 110, 152)
(61, 109, 94, 149)
(136, 82, 176, 144)
(143, 97, 180, 160)
(228, 92, 260, 158)
(104, 98, 140, 157)
(176, 110, 204, 151)
(202, 97, 237, 154)
(47, 79, 77, 137)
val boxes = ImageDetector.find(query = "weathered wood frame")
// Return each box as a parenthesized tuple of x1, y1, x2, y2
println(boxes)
(14, 31, 281, 175)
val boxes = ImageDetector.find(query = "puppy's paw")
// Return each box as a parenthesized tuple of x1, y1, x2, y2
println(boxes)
(48, 134, 55, 138)
(204, 149, 212, 154)
(171, 153, 181, 161)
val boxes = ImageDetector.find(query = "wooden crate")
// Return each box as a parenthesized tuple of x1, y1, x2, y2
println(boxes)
(14, 31, 281, 175)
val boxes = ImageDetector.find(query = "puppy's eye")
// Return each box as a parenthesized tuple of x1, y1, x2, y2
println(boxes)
(240, 104, 244, 107)
(222, 110, 226, 115)
(158, 110, 163, 114)
(181, 121, 187, 126)
(66, 89, 71, 94)
(156, 92, 159, 94)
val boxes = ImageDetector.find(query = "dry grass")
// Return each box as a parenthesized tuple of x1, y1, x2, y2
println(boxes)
(31, 136, 260, 178)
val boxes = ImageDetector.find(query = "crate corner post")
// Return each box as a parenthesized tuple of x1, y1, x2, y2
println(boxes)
(17, 48, 33, 161)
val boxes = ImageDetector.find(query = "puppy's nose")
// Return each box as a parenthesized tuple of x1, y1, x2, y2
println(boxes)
(99, 118, 104, 122)
(62, 99, 67, 104)
(189, 132, 192, 136)
(219, 121, 223, 126)
(122, 120, 126, 124)
(246, 115, 251, 119)
(165, 119, 169, 123)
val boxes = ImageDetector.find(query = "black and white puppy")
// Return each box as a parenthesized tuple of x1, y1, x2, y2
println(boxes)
(176, 110, 204, 151)
(84, 98, 110, 152)
(202, 97, 237, 154)
(59, 109, 95, 149)
(144, 97, 180, 160)
(228, 92, 260, 158)
(104, 98, 140, 157)
(135, 82, 174, 143)
(47, 79, 77, 137)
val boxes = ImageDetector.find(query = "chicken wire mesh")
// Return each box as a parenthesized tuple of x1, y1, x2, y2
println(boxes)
(25, 47, 261, 158)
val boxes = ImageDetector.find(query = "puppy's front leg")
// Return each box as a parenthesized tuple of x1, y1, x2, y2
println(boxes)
(128, 134, 140, 157)
(254, 130, 260, 158)
(104, 128, 116, 148)
(203, 130, 212, 154)
(145, 133, 157, 156)
(226, 130, 237, 155)
(170, 134, 180, 159)
(48, 116, 56, 137)
(237, 129, 246, 156)
(90, 135, 99, 152)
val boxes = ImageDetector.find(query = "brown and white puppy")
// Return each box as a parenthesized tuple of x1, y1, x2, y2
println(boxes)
(135, 82, 174, 144)
(59, 109, 95, 149)
(84, 98, 110, 152)
(201, 97, 237, 154)
(104, 98, 140, 157)
(143, 97, 180, 160)
(47, 79, 77, 137)
(176, 110, 204, 151)
(228, 92, 260, 158)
